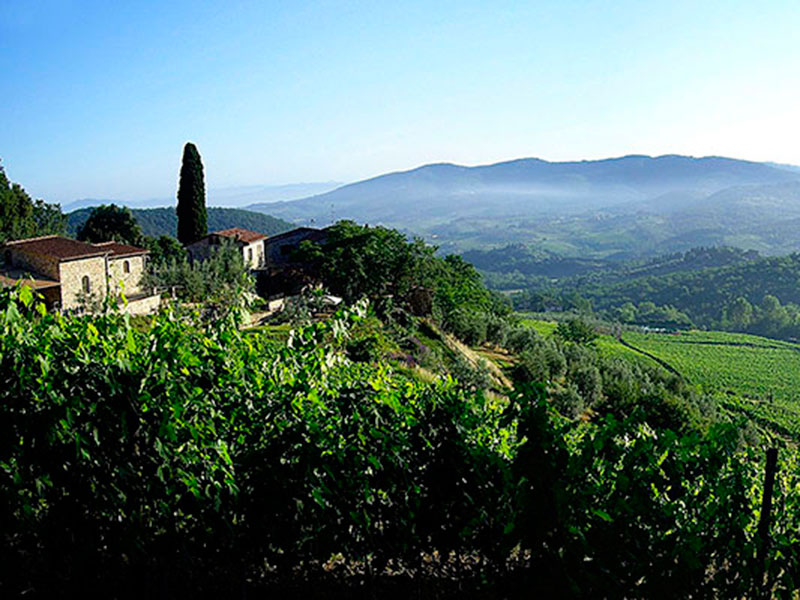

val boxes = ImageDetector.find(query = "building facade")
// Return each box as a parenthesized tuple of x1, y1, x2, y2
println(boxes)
(186, 227, 267, 269)
(0, 236, 158, 314)
(264, 227, 329, 268)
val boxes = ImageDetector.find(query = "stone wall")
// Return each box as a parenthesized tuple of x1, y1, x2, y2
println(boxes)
(10, 249, 60, 280)
(108, 255, 146, 296)
(59, 256, 107, 311)
(120, 293, 161, 316)
(188, 237, 265, 270)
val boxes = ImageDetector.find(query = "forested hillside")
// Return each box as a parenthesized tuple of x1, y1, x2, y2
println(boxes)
(578, 254, 800, 335)
(67, 206, 294, 239)
(469, 245, 758, 289)
(513, 251, 800, 339)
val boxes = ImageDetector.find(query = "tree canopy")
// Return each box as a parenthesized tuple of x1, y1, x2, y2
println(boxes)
(76, 204, 145, 246)
(292, 220, 500, 317)
(176, 142, 207, 244)
(145, 234, 186, 265)
(0, 165, 65, 243)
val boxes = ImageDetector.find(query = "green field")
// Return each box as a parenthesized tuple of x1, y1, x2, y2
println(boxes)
(622, 329, 800, 436)
(594, 335, 662, 369)
(519, 318, 557, 337)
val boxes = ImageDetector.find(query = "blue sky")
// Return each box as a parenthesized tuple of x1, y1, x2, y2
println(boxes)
(2, 0, 800, 204)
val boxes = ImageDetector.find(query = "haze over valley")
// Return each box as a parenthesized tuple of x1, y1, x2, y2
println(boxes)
(245, 154, 800, 258)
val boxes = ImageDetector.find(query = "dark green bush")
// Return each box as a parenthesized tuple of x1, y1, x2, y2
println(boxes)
(505, 325, 541, 353)
(555, 317, 598, 344)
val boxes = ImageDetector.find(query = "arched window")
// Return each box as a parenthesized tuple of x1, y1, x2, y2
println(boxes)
(123, 260, 130, 274)
(82, 275, 91, 294)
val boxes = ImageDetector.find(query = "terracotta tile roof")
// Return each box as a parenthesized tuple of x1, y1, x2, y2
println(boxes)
(4, 235, 107, 260)
(0, 270, 60, 289)
(213, 227, 268, 243)
(92, 241, 149, 257)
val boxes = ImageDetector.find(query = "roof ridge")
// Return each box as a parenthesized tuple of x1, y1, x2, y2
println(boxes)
(4, 234, 62, 245)
(4, 235, 111, 260)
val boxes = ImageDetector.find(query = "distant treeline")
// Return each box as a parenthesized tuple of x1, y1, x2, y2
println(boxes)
(1, 162, 295, 247)
(67, 206, 294, 239)
(513, 250, 800, 340)
(469, 244, 760, 290)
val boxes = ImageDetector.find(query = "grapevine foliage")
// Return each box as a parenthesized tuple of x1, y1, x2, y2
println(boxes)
(1, 287, 799, 597)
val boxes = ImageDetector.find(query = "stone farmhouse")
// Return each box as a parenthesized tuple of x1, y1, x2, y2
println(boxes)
(186, 227, 267, 269)
(182, 225, 331, 298)
(252, 227, 330, 298)
(0, 235, 159, 314)
(264, 227, 329, 268)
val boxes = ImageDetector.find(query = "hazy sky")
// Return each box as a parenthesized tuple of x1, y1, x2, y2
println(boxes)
(2, 0, 800, 203)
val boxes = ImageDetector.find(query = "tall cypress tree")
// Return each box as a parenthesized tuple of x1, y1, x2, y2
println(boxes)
(176, 142, 207, 244)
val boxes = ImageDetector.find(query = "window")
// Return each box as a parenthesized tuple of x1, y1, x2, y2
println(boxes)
(123, 260, 130, 274)
(3, 250, 10, 267)
(82, 275, 91, 294)
(247, 248, 253, 263)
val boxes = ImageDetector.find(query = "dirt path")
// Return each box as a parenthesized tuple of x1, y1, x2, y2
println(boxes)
(425, 319, 514, 389)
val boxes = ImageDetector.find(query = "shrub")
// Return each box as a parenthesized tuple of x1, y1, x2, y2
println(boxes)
(555, 317, 598, 344)
(143, 238, 253, 304)
(505, 325, 541, 354)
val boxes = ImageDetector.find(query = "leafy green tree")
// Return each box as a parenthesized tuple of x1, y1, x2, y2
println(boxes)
(292, 220, 502, 344)
(145, 234, 186, 265)
(32, 199, 66, 235)
(555, 317, 598, 344)
(433, 254, 493, 318)
(0, 165, 65, 242)
(176, 142, 207, 244)
(76, 204, 145, 246)
(726, 296, 753, 328)
(294, 220, 441, 303)
(562, 291, 593, 314)
(613, 302, 637, 323)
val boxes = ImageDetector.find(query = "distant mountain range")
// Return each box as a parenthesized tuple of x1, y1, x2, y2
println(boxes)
(245, 155, 800, 257)
(64, 155, 800, 259)
(63, 182, 341, 212)
(67, 207, 294, 239)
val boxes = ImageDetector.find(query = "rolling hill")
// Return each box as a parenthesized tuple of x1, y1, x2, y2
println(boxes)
(67, 207, 294, 239)
(247, 155, 800, 256)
